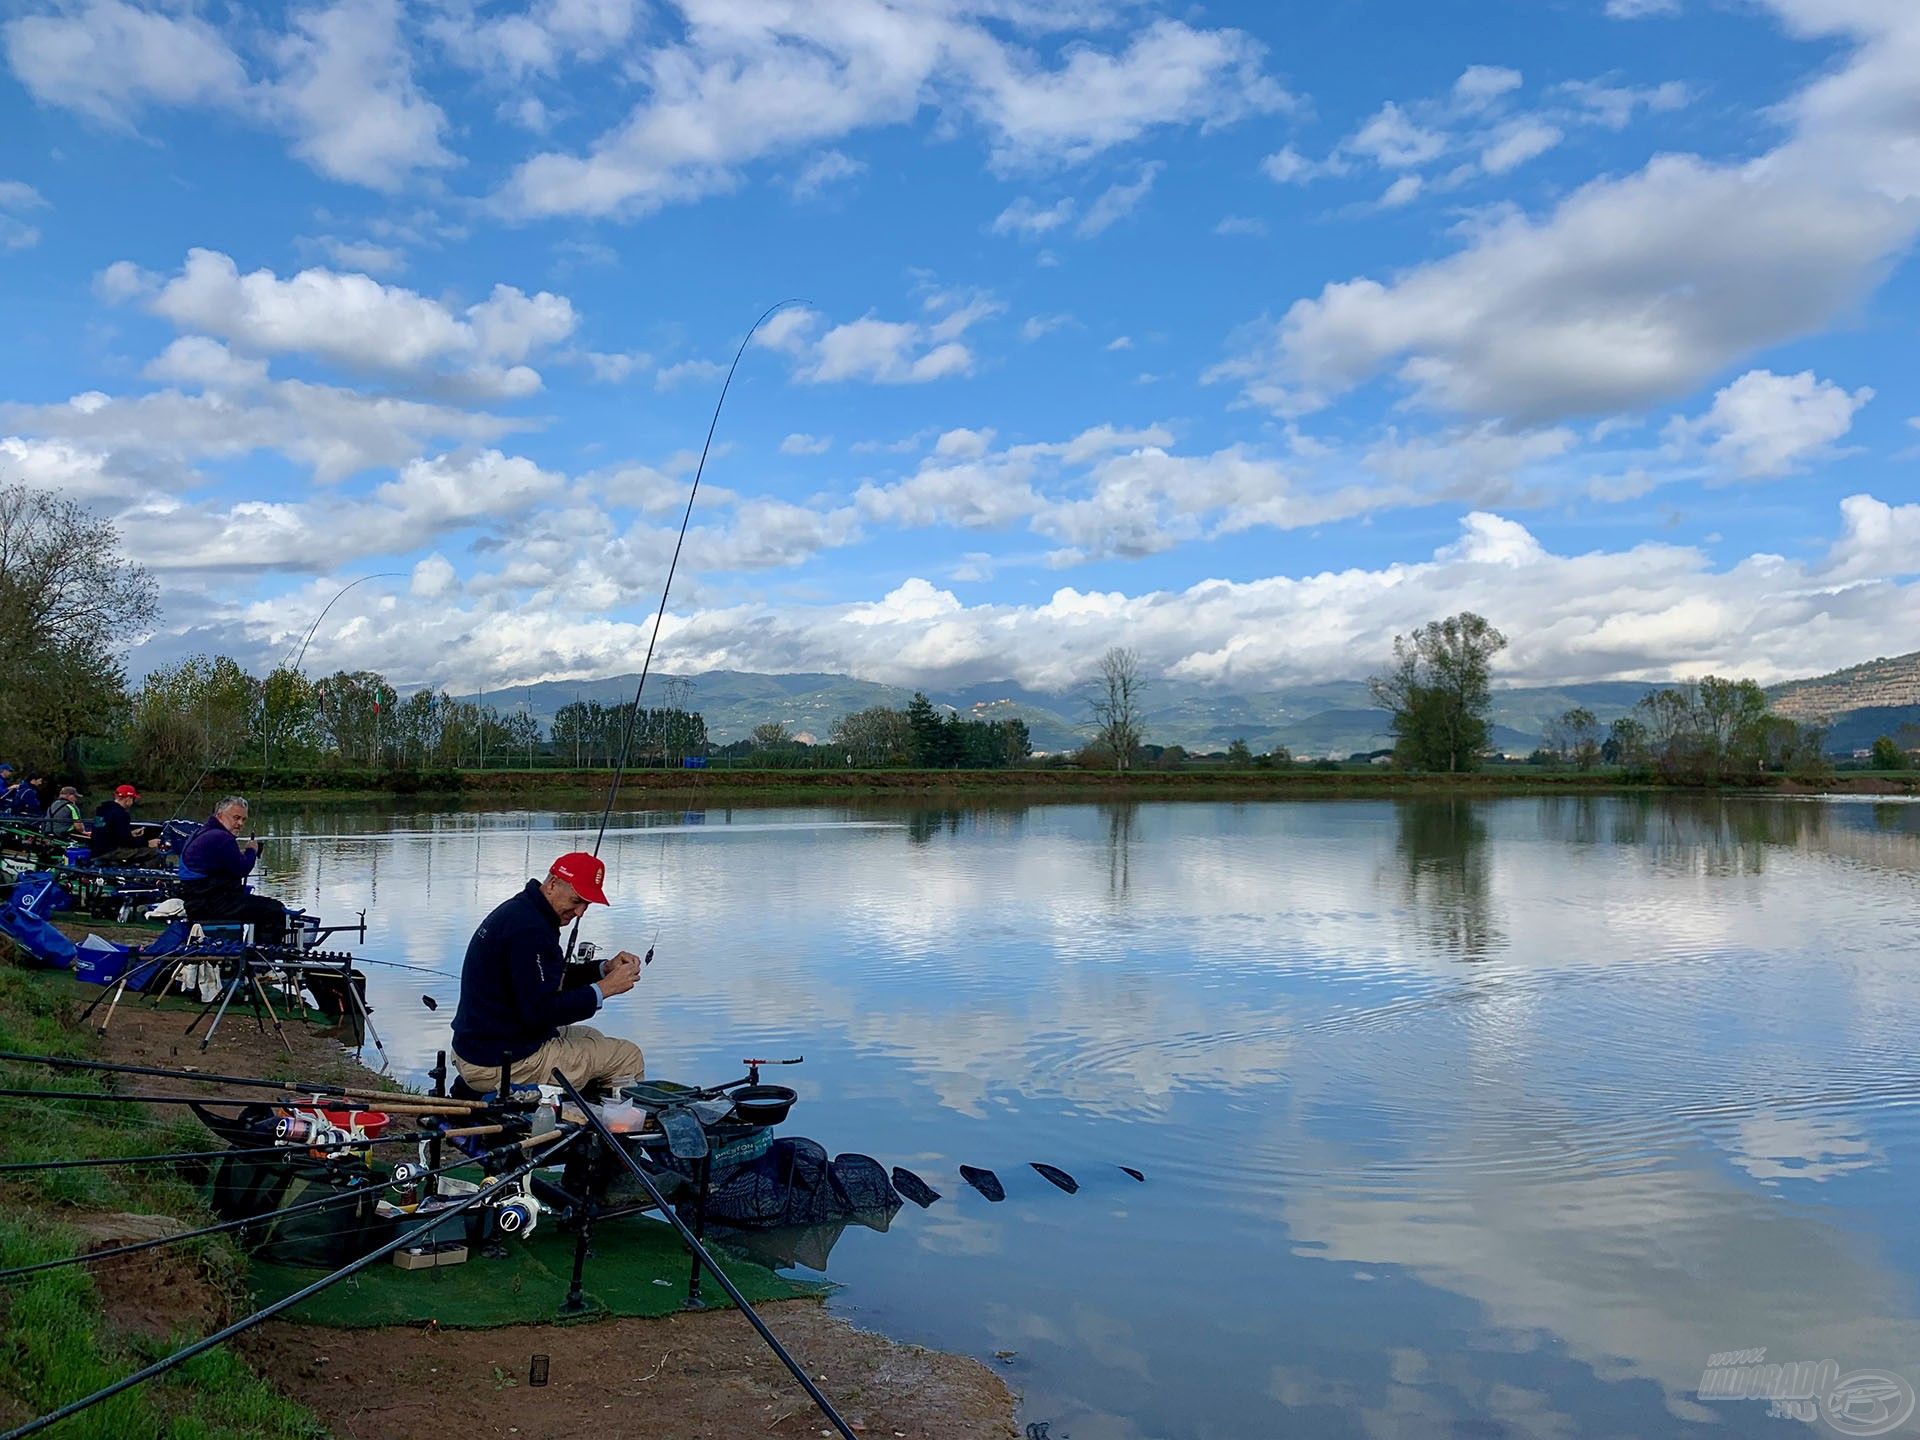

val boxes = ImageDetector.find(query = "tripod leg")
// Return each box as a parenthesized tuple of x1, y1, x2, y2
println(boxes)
(241, 964, 267, 1035)
(248, 969, 295, 1055)
(194, 969, 244, 1051)
(80, 972, 130, 1033)
(182, 968, 228, 1037)
(77, 969, 124, 1026)
(146, 955, 189, 1009)
(344, 973, 389, 1071)
(686, 1153, 711, 1308)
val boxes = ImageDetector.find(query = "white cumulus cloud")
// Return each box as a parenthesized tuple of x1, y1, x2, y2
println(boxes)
(120, 249, 577, 398)
(1671, 369, 1874, 478)
(1210, 3, 1920, 425)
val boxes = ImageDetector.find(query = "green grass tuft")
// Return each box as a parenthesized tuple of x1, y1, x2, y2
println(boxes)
(0, 970, 329, 1438)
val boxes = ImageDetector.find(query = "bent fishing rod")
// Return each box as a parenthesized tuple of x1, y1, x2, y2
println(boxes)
(553, 1070, 859, 1440)
(166, 571, 405, 825)
(562, 298, 803, 964)
(0, 1129, 580, 1440)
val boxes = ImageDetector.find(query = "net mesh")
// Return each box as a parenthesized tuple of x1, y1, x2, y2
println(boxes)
(697, 1138, 901, 1228)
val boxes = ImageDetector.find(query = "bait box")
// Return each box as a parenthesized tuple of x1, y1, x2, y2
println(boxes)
(392, 1241, 467, 1271)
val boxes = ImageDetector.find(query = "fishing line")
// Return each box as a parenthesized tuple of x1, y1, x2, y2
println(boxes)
(563, 299, 803, 963)
(165, 572, 404, 825)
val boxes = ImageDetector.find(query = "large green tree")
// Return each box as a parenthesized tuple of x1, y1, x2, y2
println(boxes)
(0, 485, 158, 769)
(1369, 612, 1508, 772)
(1630, 678, 1826, 783)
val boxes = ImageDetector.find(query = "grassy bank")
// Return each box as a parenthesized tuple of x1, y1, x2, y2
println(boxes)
(138, 764, 1920, 807)
(0, 966, 327, 1439)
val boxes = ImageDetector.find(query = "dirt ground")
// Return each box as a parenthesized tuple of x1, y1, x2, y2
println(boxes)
(247, 1304, 1016, 1439)
(42, 963, 1019, 1439)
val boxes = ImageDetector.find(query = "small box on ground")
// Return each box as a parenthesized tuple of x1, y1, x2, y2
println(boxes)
(392, 1241, 467, 1271)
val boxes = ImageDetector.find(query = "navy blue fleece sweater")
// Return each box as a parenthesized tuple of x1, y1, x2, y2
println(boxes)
(178, 815, 257, 908)
(451, 880, 601, 1067)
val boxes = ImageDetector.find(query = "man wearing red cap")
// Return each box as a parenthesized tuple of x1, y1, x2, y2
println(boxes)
(87, 784, 164, 864)
(450, 851, 648, 1093)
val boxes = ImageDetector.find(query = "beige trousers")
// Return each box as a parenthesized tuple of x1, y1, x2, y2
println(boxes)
(454, 1025, 646, 1093)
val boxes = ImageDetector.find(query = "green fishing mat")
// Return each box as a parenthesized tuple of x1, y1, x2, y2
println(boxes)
(246, 1214, 823, 1327)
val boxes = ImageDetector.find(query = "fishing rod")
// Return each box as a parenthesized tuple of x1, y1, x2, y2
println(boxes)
(0, 1129, 579, 1440)
(0, 1048, 474, 1106)
(165, 571, 404, 824)
(0, 1127, 561, 1283)
(0, 1087, 479, 1114)
(0, 1132, 441, 1175)
(563, 299, 802, 965)
(350, 955, 460, 981)
(553, 1070, 858, 1440)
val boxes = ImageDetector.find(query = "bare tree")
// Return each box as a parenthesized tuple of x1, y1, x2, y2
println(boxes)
(1088, 646, 1145, 772)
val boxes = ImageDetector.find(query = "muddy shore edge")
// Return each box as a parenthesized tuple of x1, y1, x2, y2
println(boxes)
(8, 932, 1020, 1440)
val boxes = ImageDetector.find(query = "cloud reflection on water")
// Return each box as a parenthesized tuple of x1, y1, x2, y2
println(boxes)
(242, 795, 1920, 1438)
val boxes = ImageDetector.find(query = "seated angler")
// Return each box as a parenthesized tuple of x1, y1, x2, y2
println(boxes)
(178, 795, 289, 945)
(5, 769, 45, 817)
(48, 785, 85, 832)
(451, 851, 648, 1096)
(87, 783, 164, 864)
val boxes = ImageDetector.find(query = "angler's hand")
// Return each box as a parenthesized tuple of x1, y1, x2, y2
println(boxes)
(599, 950, 644, 997)
(241, 837, 260, 854)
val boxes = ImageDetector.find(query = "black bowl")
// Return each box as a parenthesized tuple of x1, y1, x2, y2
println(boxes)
(729, 1084, 797, 1126)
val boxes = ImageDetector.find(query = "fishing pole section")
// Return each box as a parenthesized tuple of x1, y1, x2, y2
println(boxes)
(0, 1124, 579, 1440)
(562, 298, 804, 967)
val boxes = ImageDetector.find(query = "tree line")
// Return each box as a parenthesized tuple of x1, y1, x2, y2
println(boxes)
(730, 694, 1033, 769)
(0, 486, 1885, 790)
(1368, 611, 1834, 782)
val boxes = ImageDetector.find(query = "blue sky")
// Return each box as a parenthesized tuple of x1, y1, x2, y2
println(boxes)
(2, 0, 1916, 695)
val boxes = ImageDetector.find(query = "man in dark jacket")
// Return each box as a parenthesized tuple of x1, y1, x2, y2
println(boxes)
(451, 851, 647, 1093)
(5, 770, 44, 816)
(179, 795, 287, 945)
(88, 784, 163, 864)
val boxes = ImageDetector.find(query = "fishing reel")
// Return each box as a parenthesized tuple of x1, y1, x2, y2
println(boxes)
(486, 1176, 543, 1238)
(388, 1161, 427, 1207)
(275, 1112, 351, 1148)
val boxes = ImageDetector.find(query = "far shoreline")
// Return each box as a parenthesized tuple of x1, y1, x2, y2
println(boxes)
(132, 766, 1920, 807)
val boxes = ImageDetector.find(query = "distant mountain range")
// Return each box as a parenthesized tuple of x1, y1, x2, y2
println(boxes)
(456, 650, 1920, 758)
(455, 670, 1653, 757)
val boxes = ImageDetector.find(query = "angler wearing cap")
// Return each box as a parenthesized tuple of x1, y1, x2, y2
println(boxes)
(87, 784, 164, 863)
(451, 852, 648, 1094)
(48, 785, 84, 830)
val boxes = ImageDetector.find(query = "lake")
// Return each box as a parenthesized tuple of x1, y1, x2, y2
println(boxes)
(250, 793, 1920, 1439)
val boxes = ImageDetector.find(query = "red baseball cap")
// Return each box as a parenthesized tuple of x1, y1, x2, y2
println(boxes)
(115, 784, 140, 800)
(548, 851, 608, 905)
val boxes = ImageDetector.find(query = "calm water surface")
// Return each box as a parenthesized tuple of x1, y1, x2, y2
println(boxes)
(248, 794, 1920, 1439)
